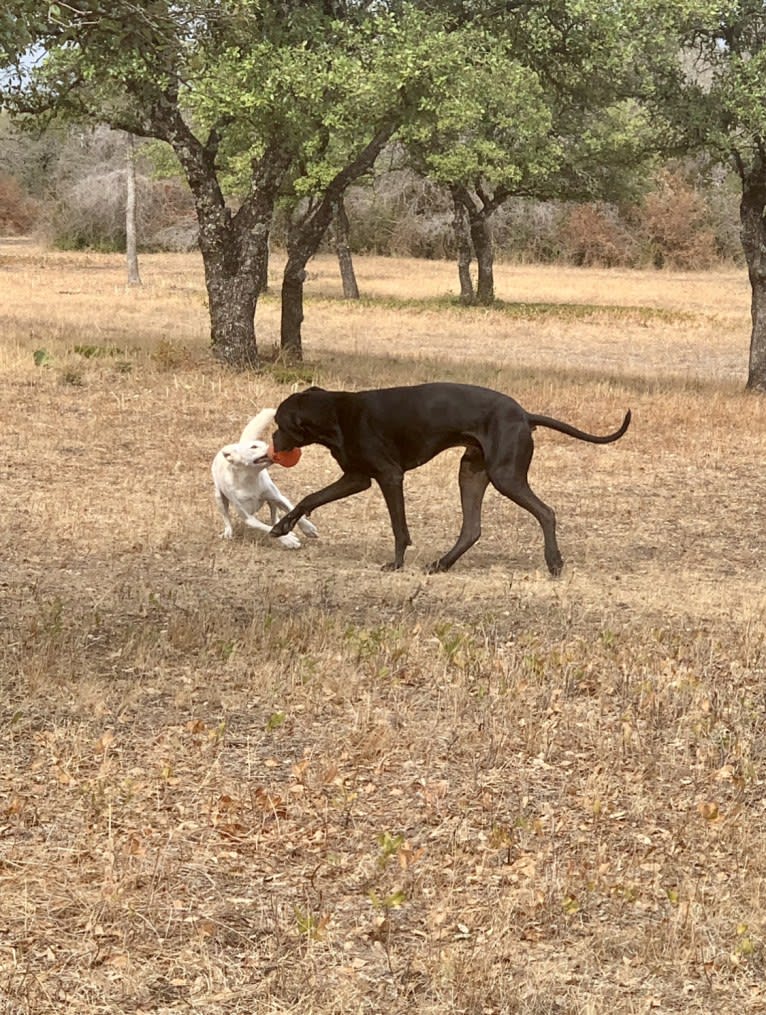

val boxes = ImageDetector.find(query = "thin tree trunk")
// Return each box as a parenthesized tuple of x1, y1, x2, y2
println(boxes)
(451, 182, 499, 306)
(256, 238, 270, 295)
(281, 252, 307, 359)
(125, 133, 141, 286)
(451, 186, 474, 304)
(333, 197, 360, 299)
(740, 165, 766, 392)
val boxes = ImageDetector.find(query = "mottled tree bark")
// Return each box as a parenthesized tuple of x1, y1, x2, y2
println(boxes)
(158, 108, 288, 368)
(469, 208, 495, 306)
(451, 186, 474, 304)
(280, 123, 396, 358)
(738, 153, 766, 392)
(450, 183, 507, 307)
(333, 196, 360, 299)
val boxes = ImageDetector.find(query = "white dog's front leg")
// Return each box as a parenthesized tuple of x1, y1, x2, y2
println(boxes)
(275, 532, 302, 549)
(261, 477, 319, 539)
(215, 490, 235, 539)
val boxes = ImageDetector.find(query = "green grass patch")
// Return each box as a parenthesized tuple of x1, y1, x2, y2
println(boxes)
(311, 291, 694, 325)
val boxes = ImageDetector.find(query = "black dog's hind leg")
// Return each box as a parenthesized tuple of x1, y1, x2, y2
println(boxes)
(377, 473, 412, 571)
(271, 473, 372, 536)
(486, 426, 563, 576)
(426, 447, 490, 573)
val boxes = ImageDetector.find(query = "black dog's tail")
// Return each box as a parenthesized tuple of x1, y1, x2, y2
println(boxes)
(527, 409, 631, 444)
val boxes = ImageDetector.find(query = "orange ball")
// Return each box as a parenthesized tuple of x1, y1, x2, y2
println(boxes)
(268, 444, 302, 468)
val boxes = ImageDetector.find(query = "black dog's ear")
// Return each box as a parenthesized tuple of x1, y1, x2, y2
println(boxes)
(304, 385, 325, 393)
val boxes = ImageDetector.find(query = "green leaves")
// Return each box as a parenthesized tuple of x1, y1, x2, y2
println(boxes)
(5, 0, 665, 209)
(189, 6, 470, 199)
(633, 1, 766, 160)
(401, 3, 660, 203)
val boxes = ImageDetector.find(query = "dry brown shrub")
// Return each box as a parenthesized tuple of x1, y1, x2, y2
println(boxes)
(0, 173, 39, 233)
(641, 169, 718, 270)
(45, 170, 196, 252)
(560, 202, 638, 267)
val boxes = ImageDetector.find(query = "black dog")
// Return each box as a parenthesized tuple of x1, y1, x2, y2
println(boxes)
(271, 382, 630, 574)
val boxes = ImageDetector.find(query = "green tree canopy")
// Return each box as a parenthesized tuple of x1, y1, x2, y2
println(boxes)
(638, 0, 766, 389)
(400, 1, 660, 303)
(3, 1, 498, 362)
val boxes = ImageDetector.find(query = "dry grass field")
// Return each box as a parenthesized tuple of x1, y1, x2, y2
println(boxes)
(2, 239, 766, 1014)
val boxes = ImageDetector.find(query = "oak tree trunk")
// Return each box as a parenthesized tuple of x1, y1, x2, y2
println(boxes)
(280, 123, 397, 358)
(165, 116, 288, 368)
(204, 252, 265, 368)
(200, 221, 272, 369)
(451, 187, 474, 304)
(281, 251, 307, 360)
(451, 183, 499, 306)
(740, 167, 766, 392)
(333, 197, 360, 299)
(469, 209, 495, 306)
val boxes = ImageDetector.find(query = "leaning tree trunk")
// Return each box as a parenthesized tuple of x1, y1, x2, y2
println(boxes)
(747, 283, 766, 391)
(280, 122, 398, 358)
(281, 202, 332, 358)
(333, 197, 360, 299)
(125, 133, 142, 286)
(450, 186, 474, 304)
(740, 165, 766, 392)
(281, 244, 308, 359)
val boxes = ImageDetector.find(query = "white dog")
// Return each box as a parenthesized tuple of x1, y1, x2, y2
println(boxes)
(211, 408, 319, 549)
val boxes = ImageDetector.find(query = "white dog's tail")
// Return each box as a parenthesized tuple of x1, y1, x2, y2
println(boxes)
(238, 408, 277, 443)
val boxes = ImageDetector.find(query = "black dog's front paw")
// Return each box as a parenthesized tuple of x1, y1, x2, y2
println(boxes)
(271, 514, 297, 537)
(380, 560, 403, 572)
(546, 552, 564, 577)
